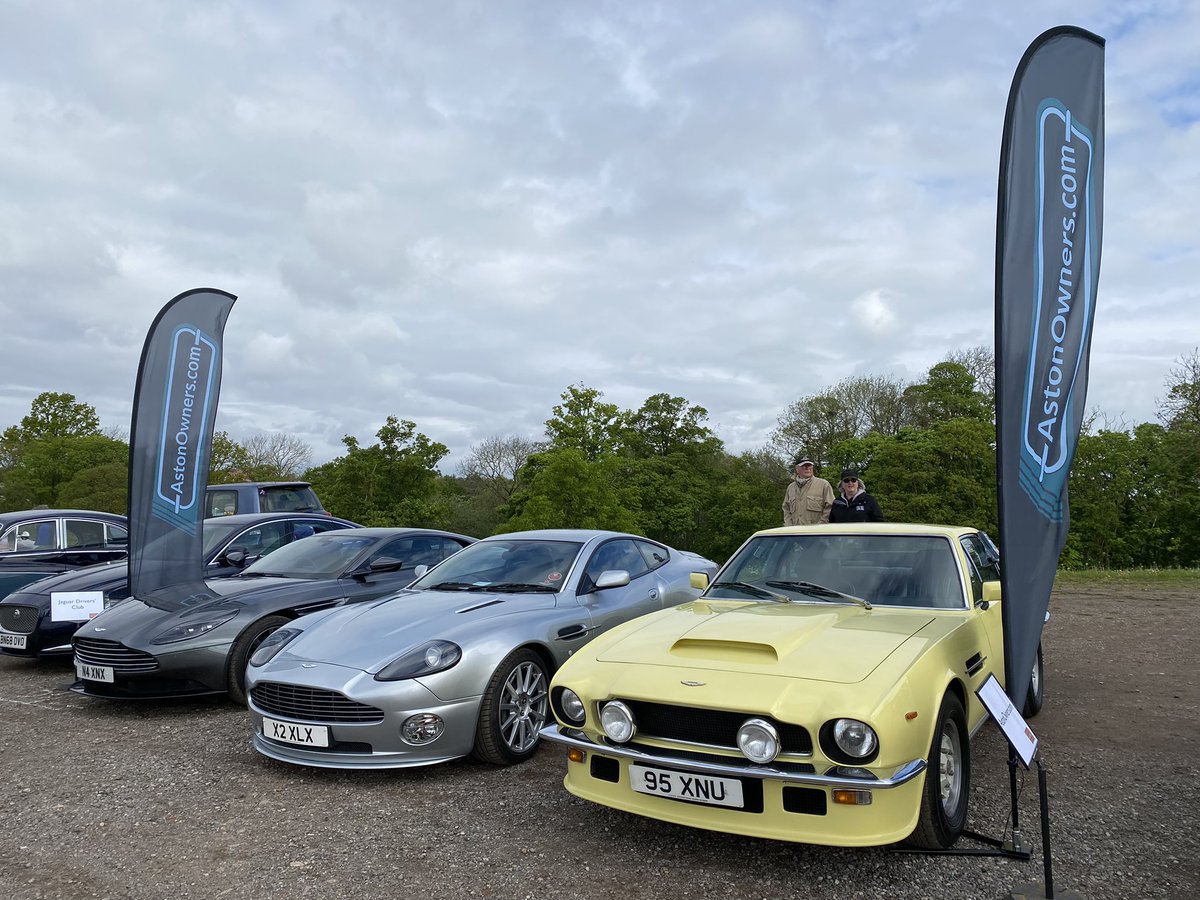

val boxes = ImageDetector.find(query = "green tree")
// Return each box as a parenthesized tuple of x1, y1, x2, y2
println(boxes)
(544, 384, 623, 460)
(620, 394, 723, 459)
(902, 362, 992, 429)
(305, 417, 449, 526)
(501, 448, 641, 533)
(0, 393, 126, 509)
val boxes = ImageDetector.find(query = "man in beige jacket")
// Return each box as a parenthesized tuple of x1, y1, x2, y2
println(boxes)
(782, 455, 834, 525)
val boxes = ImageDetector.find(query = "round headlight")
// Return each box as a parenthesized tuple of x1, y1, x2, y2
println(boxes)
(736, 718, 780, 764)
(560, 688, 586, 725)
(599, 701, 636, 743)
(401, 713, 445, 745)
(832, 718, 878, 758)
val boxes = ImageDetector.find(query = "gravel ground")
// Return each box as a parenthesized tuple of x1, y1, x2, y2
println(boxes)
(0, 583, 1196, 900)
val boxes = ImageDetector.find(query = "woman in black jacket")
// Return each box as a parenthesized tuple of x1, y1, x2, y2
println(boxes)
(829, 469, 884, 523)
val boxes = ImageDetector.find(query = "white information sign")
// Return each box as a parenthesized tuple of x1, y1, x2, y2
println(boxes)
(50, 591, 105, 623)
(976, 673, 1039, 767)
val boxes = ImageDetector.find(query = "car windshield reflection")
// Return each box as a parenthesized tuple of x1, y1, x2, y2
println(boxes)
(242, 534, 378, 579)
(414, 540, 584, 593)
(708, 534, 968, 609)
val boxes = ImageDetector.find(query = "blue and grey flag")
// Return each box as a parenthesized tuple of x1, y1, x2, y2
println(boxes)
(995, 27, 1104, 705)
(127, 288, 237, 606)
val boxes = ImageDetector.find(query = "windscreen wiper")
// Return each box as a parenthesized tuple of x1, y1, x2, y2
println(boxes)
(710, 580, 792, 603)
(478, 582, 558, 593)
(765, 580, 872, 610)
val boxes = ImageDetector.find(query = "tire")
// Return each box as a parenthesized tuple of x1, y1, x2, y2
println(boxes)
(472, 648, 550, 766)
(1022, 643, 1045, 718)
(225, 615, 290, 707)
(905, 692, 971, 849)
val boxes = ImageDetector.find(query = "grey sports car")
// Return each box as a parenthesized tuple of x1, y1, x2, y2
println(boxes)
(70, 528, 475, 704)
(246, 529, 718, 769)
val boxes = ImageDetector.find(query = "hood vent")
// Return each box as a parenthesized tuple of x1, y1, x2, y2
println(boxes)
(457, 599, 504, 614)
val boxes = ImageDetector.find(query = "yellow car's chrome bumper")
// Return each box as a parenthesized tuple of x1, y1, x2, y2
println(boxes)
(541, 724, 925, 789)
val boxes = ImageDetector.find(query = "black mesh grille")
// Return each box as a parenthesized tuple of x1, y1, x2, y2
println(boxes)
(0, 605, 39, 635)
(620, 699, 812, 754)
(73, 638, 158, 672)
(251, 682, 385, 723)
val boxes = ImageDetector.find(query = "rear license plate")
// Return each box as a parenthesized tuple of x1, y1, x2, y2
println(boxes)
(629, 764, 745, 808)
(263, 717, 330, 748)
(0, 633, 27, 650)
(76, 662, 114, 682)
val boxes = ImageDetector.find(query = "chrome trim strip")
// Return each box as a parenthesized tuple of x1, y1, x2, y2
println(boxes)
(632, 733, 812, 760)
(541, 724, 925, 789)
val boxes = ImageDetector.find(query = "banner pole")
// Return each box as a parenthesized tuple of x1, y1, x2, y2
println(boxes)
(1007, 748, 1024, 852)
(1038, 757, 1055, 898)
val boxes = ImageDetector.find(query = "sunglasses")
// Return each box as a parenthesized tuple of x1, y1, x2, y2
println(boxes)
(842, 478, 858, 484)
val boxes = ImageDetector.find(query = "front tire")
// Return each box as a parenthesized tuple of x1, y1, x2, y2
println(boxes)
(905, 692, 971, 849)
(472, 648, 549, 766)
(225, 615, 290, 706)
(1022, 644, 1045, 718)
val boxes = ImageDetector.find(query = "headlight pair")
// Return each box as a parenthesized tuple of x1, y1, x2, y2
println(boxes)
(375, 640, 462, 682)
(150, 612, 237, 645)
(822, 717, 879, 762)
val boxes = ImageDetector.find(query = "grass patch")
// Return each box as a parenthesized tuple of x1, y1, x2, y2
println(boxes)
(1055, 568, 1200, 588)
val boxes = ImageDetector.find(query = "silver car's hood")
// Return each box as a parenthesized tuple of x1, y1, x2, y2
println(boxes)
(278, 589, 560, 674)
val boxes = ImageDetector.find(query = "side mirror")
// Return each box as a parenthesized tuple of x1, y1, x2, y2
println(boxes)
(413, 564, 429, 579)
(980, 581, 1002, 607)
(594, 569, 631, 590)
(222, 547, 248, 567)
(690, 572, 710, 590)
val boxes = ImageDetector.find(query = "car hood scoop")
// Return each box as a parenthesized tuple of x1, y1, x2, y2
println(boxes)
(599, 601, 935, 683)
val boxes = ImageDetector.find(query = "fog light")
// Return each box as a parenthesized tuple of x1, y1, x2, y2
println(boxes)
(400, 713, 444, 745)
(600, 701, 636, 743)
(832, 789, 873, 806)
(736, 718, 780, 764)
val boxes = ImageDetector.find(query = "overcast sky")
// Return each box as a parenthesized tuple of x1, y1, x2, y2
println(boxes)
(1, 1, 1196, 471)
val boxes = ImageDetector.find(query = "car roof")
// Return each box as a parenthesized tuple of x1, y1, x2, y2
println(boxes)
(308, 527, 474, 541)
(205, 512, 355, 527)
(754, 523, 977, 539)
(0, 509, 127, 523)
(206, 482, 313, 489)
(481, 529, 640, 542)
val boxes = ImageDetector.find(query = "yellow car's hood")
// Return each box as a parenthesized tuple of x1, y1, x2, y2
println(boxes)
(596, 600, 935, 684)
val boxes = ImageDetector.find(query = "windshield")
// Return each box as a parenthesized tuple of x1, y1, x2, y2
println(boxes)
(409, 539, 584, 593)
(241, 533, 377, 579)
(710, 534, 966, 609)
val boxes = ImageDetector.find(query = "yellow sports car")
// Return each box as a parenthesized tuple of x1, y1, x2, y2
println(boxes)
(541, 524, 1043, 848)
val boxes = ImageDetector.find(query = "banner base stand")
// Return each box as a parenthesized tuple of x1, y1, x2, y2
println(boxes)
(890, 828, 1032, 859)
(1007, 884, 1085, 900)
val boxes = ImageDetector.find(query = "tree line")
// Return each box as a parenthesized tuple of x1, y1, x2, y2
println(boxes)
(2, 347, 1197, 568)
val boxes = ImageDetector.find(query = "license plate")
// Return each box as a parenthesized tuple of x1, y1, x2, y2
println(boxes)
(262, 717, 330, 748)
(629, 764, 745, 809)
(76, 662, 114, 683)
(0, 632, 27, 650)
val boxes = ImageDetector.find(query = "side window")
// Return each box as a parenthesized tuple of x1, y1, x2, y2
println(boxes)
(635, 540, 670, 572)
(209, 490, 238, 516)
(106, 523, 129, 545)
(367, 539, 412, 568)
(960, 534, 1000, 582)
(66, 519, 106, 549)
(584, 539, 649, 588)
(262, 487, 317, 512)
(19, 519, 59, 550)
(0, 527, 16, 552)
(255, 522, 293, 557)
(307, 520, 343, 536)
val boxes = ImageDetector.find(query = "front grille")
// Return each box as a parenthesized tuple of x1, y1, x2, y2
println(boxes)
(73, 638, 159, 672)
(251, 682, 385, 724)
(0, 605, 39, 635)
(620, 699, 813, 755)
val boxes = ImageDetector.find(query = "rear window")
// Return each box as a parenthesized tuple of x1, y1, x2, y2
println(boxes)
(209, 490, 239, 517)
(260, 486, 322, 513)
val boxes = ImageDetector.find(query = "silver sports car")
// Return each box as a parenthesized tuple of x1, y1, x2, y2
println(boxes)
(246, 529, 718, 769)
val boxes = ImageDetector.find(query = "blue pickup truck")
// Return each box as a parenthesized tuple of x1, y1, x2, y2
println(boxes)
(205, 482, 326, 518)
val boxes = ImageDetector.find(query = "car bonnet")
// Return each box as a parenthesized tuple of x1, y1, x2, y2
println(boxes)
(273, 588, 559, 674)
(595, 600, 938, 684)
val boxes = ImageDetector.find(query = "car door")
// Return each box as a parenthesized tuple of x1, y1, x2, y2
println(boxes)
(958, 532, 1005, 719)
(577, 538, 665, 636)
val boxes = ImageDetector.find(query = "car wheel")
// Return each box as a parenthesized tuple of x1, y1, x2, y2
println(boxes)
(225, 615, 290, 707)
(472, 648, 549, 766)
(905, 692, 970, 849)
(1022, 643, 1045, 718)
